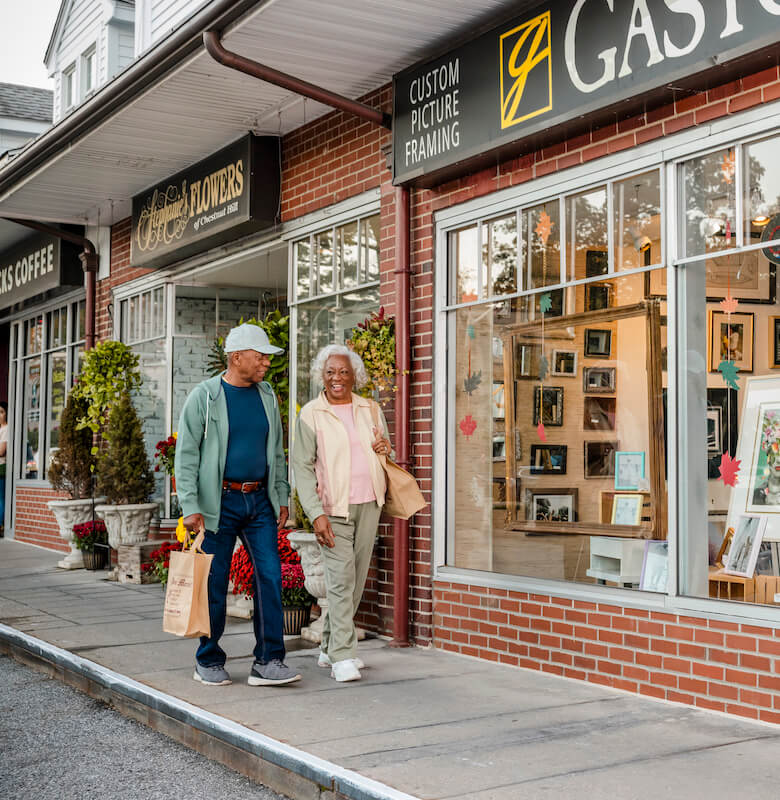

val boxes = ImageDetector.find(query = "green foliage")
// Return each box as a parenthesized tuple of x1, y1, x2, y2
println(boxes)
(347, 307, 396, 399)
(208, 311, 290, 438)
(291, 488, 313, 532)
(47, 391, 95, 499)
(73, 341, 141, 444)
(96, 391, 156, 505)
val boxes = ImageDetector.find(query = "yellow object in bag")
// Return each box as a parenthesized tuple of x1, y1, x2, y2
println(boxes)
(163, 530, 213, 638)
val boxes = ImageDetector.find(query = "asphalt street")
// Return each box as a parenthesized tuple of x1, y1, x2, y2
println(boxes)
(0, 655, 287, 800)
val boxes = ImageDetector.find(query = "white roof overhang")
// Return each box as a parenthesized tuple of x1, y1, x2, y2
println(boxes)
(0, 0, 526, 252)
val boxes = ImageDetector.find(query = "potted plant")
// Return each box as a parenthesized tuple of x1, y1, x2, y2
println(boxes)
(47, 390, 101, 569)
(347, 306, 396, 399)
(72, 519, 108, 570)
(154, 433, 177, 492)
(95, 391, 158, 552)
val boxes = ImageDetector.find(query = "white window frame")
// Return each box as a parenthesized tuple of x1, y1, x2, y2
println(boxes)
(62, 63, 76, 112)
(81, 45, 96, 98)
(433, 98, 780, 628)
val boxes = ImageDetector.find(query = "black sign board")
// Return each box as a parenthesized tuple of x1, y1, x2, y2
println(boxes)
(0, 233, 82, 310)
(393, 0, 780, 185)
(131, 134, 280, 268)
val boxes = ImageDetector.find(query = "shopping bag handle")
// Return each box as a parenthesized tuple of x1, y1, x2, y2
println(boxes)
(191, 530, 206, 553)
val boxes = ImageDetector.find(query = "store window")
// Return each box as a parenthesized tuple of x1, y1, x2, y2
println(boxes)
(445, 170, 668, 591)
(292, 213, 380, 404)
(82, 46, 96, 97)
(677, 132, 780, 606)
(11, 299, 85, 480)
(62, 64, 76, 111)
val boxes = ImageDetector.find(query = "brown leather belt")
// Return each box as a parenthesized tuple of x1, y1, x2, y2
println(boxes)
(222, 480, 264, 493)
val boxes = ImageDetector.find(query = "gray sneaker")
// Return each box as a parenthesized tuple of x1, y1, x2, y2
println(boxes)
(248, 659, 301, 686)
(193, 662, 232, 686)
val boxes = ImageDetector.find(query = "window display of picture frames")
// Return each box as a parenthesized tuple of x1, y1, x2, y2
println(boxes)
(769, 316, 780, 369)
(526, 488, 578, 523)
(551, 349, 577, 377)
(707, 388, 738, 480)
(648, 251, 775, 303)
(500, 300, 666, 539)
(723, 514, 767, 577)
(615, 451, 646, 491)
(586, 282, 613, 311)
(583, 366, 616, 393)
(492, 381, 505, 419)
(533, 385, 564, 426)
(611, 493, 643, 525)
(584, 328, 612, 357)
(530, 444, 567, 474)
(639, 540, 669, 592)
(708, 310, 754, 372)
(726, 376, 780, 539)
(584, 396, 616, 430)
(584, 440, 617, 478)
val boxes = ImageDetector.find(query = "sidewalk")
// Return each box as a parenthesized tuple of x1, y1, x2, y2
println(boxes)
(2, 537, 780, 800)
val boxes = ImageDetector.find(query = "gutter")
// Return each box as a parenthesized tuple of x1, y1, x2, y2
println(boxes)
(0, 0, 264, 203)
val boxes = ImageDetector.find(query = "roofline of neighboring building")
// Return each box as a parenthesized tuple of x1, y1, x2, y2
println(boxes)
(6, 0, 262, 201)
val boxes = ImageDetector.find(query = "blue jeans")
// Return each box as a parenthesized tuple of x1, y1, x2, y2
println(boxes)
(196, 486, 285, 667)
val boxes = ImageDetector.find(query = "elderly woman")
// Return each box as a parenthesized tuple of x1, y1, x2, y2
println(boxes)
(292, 344, 392, 682)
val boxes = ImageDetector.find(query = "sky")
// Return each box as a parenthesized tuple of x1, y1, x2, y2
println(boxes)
(0, 0, 62, 89)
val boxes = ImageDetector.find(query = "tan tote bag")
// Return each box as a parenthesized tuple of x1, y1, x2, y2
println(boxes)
(370, 403, 427, 520)
(163, 531, 213, 638)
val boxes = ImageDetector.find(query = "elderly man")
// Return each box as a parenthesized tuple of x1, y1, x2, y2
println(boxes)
(174, 323, 300, 687)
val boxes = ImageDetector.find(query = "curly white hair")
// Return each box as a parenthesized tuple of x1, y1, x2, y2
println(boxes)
(311, 344, 369, 389)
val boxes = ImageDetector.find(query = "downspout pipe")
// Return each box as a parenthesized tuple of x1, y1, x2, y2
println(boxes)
(203, 31, 392, 130)
(2, 218, 98, 350)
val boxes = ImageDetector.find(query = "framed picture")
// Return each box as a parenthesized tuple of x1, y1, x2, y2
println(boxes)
(640, 541, 669, 592)
(770, 317, 780, 369)
(584, 396, 616, 430)
(551, 349, 577, 377)
(586, 282, 613, 311)
(585, 250, 608, 277)
(707, 388, 738, 480)
(584, 440, 617, 478)
(492, 381, 505, 419)
(615, 451, 646, 491)
(755, 540, 780, 577)
(526, 488, 578, 522)
(611, 493, 643, 525)
(726, 377, 780, 535)
(709, 311, 754, 372)
(583, 366, 616, 393)
(492, 434, 506, 461)
(530, 444, 567, 475)
(515, 341, 539, 379)
(533, 386, 564, 426)
(584, 328, 612, 358)
(723, 514, 767, 577)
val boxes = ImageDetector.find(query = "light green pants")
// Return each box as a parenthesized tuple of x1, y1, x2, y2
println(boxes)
(320, 501, 382, 663)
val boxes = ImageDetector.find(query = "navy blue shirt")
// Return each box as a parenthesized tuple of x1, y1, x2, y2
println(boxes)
(222, 380, 269, 482)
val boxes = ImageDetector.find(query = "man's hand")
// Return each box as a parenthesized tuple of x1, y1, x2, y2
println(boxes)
(277, 505, 289, 532)
(182, 513, 205, 535)
(312, 514, 335, 548)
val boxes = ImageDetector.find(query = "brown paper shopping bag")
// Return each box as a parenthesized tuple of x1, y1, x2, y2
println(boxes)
(163, 531, 213, 638)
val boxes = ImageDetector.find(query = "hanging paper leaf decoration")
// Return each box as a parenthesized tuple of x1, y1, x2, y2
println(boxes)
(539, 293, 552, 314)
(535, 210, 553, 244)
(718, 359, 740, 391)
(537, 422, 547, 442)
(467, 324, 476, 340)
(461, 291, 478, 303)
(719, 295, 738, 315)
(463, 370, 482, 395)
(718, 451, 741, 487)
(459, 414, 477, 439)
(721, 151, 736, 183)
(538, 354, 549, 381)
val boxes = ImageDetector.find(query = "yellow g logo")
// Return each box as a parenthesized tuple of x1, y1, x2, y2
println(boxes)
(500, 11, 552, 130)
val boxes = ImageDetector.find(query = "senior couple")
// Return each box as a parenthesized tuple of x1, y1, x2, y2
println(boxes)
(174, 323, 392, 687)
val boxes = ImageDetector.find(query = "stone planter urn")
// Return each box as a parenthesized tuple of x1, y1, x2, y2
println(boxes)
(226, 585, 254, 619)
(287, 530, 365, 644)
(47, 497, 105, 570)
(95, 503, 158, 551)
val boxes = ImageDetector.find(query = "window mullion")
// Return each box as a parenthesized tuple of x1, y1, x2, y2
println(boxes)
(607, 180, 615, 275)
(735, 142, 744, 247)
(559, 196, 566, 284)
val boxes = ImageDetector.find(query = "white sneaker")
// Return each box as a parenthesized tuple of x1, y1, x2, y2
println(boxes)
(318, 651, 364, 670)
(331, 658, 362, 682)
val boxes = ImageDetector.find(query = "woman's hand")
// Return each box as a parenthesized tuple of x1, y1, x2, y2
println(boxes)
(372, 427, 391, 456)
(313, 514, 336, 548)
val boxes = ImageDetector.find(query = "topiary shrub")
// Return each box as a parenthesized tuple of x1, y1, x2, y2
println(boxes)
(48, 390, 95, 499)
(96, 391, 156, 505)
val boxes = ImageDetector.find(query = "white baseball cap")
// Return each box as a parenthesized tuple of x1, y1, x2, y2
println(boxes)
(224, 323, 284, 355)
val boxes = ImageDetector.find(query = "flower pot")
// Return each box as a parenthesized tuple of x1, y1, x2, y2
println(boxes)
(95, 503, 158, 550)
(226, 590, 253, 619)
(283, 605, 312, 636)
(82, 548, 108, 571)
(170, 476, 176, 494)
(47, 497, 106, 570)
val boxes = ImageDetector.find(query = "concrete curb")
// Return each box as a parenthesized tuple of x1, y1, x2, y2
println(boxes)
(0, 623, 419, 800)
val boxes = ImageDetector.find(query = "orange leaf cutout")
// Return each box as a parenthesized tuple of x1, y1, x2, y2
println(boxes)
(718, 451, 741, 487)
(535, 211, 553, 245)
(537, 422, 547, 442)
(459, 414, 477, 439)
(721, 151, 735, 184)
(720, 295, 738, 314)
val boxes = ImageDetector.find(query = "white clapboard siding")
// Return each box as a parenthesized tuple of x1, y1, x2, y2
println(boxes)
(150, 0, 208, 46)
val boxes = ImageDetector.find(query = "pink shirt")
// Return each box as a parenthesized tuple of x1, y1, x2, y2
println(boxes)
(331, 403, 376, 505)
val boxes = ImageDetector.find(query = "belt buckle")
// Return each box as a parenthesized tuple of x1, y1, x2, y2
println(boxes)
(240, 481, 255, 493)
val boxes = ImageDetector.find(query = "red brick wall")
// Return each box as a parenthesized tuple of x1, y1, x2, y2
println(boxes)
(434, 582, 780, 724)
(15, 487, 69, 552)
